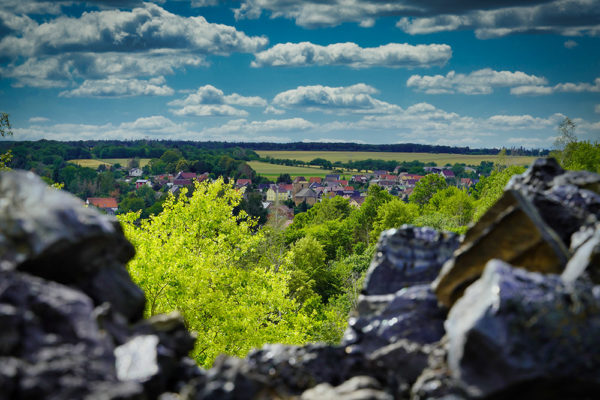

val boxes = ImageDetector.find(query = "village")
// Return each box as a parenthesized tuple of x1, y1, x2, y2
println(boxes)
(85, 165, 479, 224)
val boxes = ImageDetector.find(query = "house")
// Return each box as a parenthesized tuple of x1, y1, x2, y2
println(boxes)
(424, 166, 442, 174)
(86, 197, 118, 215)
(325, 174, 340, 181)
(236, 178, 252, 187)
(293, 176, 306, 184)
(349, 196, 366, 208)
(373, 170, 388, 178)
(129, 168, 143, 177)
(344, 186, 355, 191)
(294, 188, 318, 206)
(196, 172, 210, 183)
(135, 179, 151, 189)
(173, 178, 192, 186)
(351, 175, 367, 183)
(460, 178, 474, 187)
(292, 179, 309, 195)
(257, 183, 270, 192)
(266, 184, 292, 202)
(441, 170, 455, 179)
(176, 171, 196, 180)
(308, 177, 322, 184)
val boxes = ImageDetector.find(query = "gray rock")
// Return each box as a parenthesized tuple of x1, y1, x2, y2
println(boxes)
(562, 224, 600, 284)
(446, 259, 600, 398)
(0, 270, 141, 399)
(301, 376, 393, 400)
(344, 285, 447, 353)
(364, 226, 459, 296)
(0, 170, 144, 321)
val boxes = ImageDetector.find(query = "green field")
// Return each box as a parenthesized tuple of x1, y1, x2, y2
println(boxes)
(247, 161, 346, 179)
(67, 158, 151, 168)
(255, 151, 537, 167)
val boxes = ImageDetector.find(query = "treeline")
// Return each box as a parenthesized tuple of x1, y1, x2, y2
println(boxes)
(227, 141, 549, 156)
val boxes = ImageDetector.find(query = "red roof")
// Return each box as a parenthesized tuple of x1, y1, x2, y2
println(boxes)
(309, 177, 322, 183)
(236, 179, 252, 186)
(344, 186, 354, 191)
(442, 170, 455, 177)
(87, 197, 118, 209)
(178, 172, 196, 179)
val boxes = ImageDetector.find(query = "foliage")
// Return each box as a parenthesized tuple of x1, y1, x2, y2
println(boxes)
(409, 174, 448, 206)
(370, 199, 419, 241)
(550, 117, 600, 173)
(119, 179, 313, 367)
(1, 112, 13, 170)
(471, 165, 526, 221)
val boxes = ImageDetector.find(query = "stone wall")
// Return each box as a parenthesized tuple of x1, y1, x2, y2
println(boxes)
(1, 158, 599, 399)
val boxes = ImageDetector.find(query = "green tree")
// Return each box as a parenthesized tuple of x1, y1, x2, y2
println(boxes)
(277, 173, 292, 184)
(1, 112, 13, 170)
(409, 174, 447, 206)
(371, 199, 419, 241)
(119, 179, 314, 367)
(472, 165, 526, 221)
(551, 117, 600, 173)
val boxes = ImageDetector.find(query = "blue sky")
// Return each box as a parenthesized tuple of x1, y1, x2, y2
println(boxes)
(1, 0, 599, 148)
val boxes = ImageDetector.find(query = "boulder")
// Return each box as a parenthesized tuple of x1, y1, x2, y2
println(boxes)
(445, 259, 600, 398)
(0, 269, 143, 400)
(301, 376, 393, 400)
(343, 285, 447, 353)
(562, 223, 600, 284)
(0, 170, 144, 321)
(363, 226, 459, 296)
(433, 189, 569, 307)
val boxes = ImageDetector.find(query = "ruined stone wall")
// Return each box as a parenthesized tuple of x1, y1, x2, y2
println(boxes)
(1, 158, 599, 399)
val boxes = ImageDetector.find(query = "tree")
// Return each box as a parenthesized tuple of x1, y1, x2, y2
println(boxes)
(1, 112, 13, 170)
(119, 179, 314, 367)
(371, 199, 419, 241)
(409, 174, 447, 206)
(551, 117, 600, 173)
(277, 173, 292, 184)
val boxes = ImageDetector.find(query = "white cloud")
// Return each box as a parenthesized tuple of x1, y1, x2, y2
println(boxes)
(172, 105, 249, 117)
(407, 68, 548, 95)
(59, 76, 174, 97)
(28, 116, 50, 123)
(264, 105, 285, 115)
(233, 0, 599, 38)
(0, 3, 266, 88)
(168, 85, 267, 116)
(200, 118, 315, 137)
(511, 77, 600, 95)
(0, 3, 267, 59)
(272, 84, 401, 114)
(252, 42, 452, 68)
(396, 1, 600, 38)
(595, 104, 600, 114)
(564, 40, 578, 48)
(0, 51, 206, 88)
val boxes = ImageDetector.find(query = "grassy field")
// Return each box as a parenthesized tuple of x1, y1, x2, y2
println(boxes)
(67, 158, 151, 168)
(255, 151, 537, 167)
(247, 161, 346, 179)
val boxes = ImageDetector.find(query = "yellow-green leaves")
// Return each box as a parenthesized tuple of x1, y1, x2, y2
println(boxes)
(119, 178, 312, 367)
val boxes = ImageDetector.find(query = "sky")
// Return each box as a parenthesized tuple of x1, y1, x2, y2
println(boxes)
(1, 0, 599, 148)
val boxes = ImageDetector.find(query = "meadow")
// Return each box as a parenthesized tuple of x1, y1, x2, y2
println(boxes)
(67, 158, 152, 169)
(255, 151, 537, 167)
(247, 161, 342, 179)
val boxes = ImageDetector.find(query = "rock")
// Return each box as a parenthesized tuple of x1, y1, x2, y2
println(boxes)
(344, 285, 446, 353)
(433, 189, 569, 308)
(364, 226, 459, 296)
(445, 259, 600, 398)
(562, 223, 600, 284)
(0, 170, 144, 321)
(301, 376, 393, 400)
(0, 270, 142, 400)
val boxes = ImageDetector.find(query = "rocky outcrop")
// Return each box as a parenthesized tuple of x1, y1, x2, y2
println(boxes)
(0, 171, 200, 400)
(2, 159, 600, 400)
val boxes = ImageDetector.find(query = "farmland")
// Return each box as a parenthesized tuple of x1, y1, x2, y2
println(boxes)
(247, 161, 343, 179)
(255, 151, 537, 167)
(67, 158, 151, 169)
